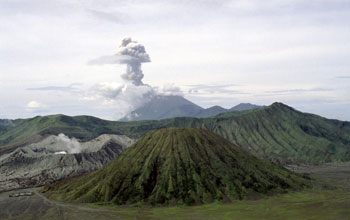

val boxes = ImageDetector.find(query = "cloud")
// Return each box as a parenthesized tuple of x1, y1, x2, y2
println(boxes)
(223, 0, 350, 14)
(335, 76, 350, 79)
(89, 82, 155, 118)
(27, 101, 45, 109)
(156, 83, 183, 96)
(262, 87, 333, 95)
(26, 84, 81, 92)
(187, 83, 246, 95)
(87, 81, 185, 119)
(88, 55, 136, 65)
(87, 9, 126, 24)
(187, 83, 238, 89)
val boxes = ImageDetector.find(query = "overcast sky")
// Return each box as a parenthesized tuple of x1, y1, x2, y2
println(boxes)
(0, 0, 349, 120)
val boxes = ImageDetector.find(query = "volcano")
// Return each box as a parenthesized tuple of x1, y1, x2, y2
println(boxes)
(46, 128, 308, 205)
(120, 95, 262, 121)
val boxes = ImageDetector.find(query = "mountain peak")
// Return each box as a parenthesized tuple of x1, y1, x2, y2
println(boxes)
(230, 103, 262, 111)
(120, 95, 203, 121)
(270, 102, 296, 111)
(207, 105, 226, 110)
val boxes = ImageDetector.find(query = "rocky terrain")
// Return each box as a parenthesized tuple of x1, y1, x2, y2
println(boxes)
(0, 134, 135, 192)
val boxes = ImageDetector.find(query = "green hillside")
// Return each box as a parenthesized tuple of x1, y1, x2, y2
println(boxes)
(44, 128, 309, 205)
(1, 103, 349, 164)
(209, 103, 350, 164)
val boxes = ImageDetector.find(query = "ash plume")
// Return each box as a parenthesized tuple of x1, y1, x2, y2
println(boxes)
(87, 37, 183, 120)
(89, 37, 150, 85)
(117, 37, 150, 85)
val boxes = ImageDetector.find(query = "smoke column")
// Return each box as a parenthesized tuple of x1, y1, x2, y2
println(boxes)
(88, 37, 150, 86)
(116, 37, 150, 85)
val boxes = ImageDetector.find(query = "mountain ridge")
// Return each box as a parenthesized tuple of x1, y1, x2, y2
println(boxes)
(120, 95, 262, 121)
(1, 102, 349, 164)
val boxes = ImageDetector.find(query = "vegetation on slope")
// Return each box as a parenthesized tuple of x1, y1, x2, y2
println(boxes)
(209, 103, 350, 164)
(1, 103, 349, 164)
(45, 128, 309, 205)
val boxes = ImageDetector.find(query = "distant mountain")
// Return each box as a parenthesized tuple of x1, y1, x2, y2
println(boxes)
(195, 103, 262, 118)
(45, 128, 309, 205)
(230, 103, 262, 111)
(194, 105, 228, 118)
(120, 95, 262, 121)
(121, 95, 203, 121)
(1, 103, 349, 164)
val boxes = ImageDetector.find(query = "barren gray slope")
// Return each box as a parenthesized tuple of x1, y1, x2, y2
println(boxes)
(0, 134, 135, 192)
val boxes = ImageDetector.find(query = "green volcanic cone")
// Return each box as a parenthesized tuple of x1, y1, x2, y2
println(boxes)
(46, 128, 309, 205)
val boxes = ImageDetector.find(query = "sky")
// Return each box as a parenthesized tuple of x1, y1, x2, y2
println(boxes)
(0, 0, 349, 121)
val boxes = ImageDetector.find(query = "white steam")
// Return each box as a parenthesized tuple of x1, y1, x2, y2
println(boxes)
(54, 151, 67, 155)
(91, 82, 155, 118)
(55, 133, 81, 154)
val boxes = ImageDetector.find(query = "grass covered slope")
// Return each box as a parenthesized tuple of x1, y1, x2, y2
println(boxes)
(45, 128, 308, 205)
(208, 103, 350, 164)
